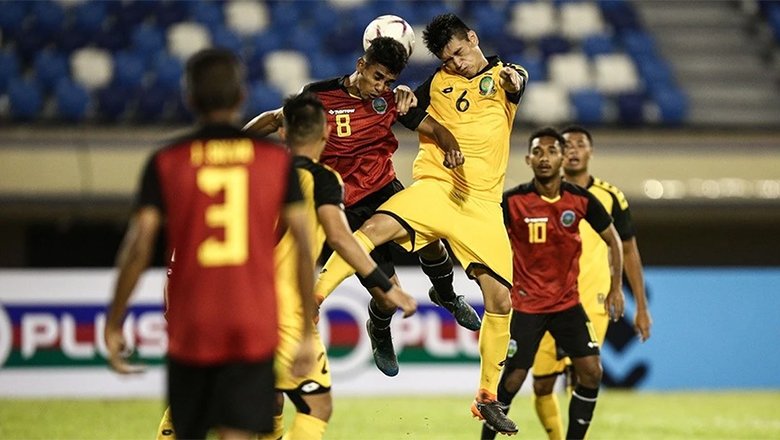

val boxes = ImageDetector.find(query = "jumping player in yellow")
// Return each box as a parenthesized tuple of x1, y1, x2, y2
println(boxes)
(315, 13, 527, 435)
(529, 126, 653, 439)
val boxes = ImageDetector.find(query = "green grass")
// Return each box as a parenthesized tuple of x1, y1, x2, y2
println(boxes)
(1, 391, 779, 439)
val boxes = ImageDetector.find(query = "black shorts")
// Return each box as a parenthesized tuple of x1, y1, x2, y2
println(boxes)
(506, 304, 600, 371)
(322, 179, 405, 280)
(168, 356, 276, 438)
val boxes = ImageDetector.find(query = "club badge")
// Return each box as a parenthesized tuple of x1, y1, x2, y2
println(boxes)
(560, 210, 576, 227)
(479, 76, 496, 96)
(372, 97, 388, 114)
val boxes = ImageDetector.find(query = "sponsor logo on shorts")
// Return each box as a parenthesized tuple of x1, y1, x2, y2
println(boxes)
(372, 97, 388, 114)
(507, 339, 517, 358)
(560, 210, 576, 227)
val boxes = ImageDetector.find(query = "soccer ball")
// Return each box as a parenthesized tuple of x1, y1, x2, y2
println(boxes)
(362, 15, 415, 56)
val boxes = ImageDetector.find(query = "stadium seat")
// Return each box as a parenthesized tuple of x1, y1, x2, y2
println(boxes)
(29, 1, 66, 38)
(73, 1, 108, 36)
(0, 51, 21, 94)
(136, 83, 171, 122)
(264, 50, 311, 97)
(33, 50, 70, 92)
(0, 1, 28, 41)
(155, 1, 189, 29)
(560, 2, 605, 40)
(71, 47, 114, 90)
(570, 89, 605, 124)
(594, 53, 639, 94)
(55, 79, 90, 122)
(225, 0, 270, 36)
(8, 78, 44, 120)
(151, 54, 184, 93)
(616, 92, 645, 125)
(112, 51, 147, 90)
(96, 84, 132, 122)
(621, 30, 657, 60)
(245, 80, 284, 119)
(132, 24, 166, 64)
(652, 86, 688, 125)
(511, 53, 546, 83)
(548, 53, 592, 91)
(167, 22, 212, 61)
(517, 82, 571, 124)
(508, 2, 557, 40)
(599, 0, 641, 32)
(582, 34, 616, 59)
(538, 35, 572, 60)
(210, 26, 243, 54)
(188, 1, 225, 32)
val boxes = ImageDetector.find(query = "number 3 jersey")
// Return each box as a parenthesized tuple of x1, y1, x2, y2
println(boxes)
(136, 124, 303, 365)
(502, 180, 612, 314)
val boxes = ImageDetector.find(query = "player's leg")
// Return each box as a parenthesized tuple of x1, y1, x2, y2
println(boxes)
(156, 406, 175, 440)
(481, 309, 547, 439)
(283, 390, 332, 440)
(213, 359, 277, 439)
(256, 392, 285, 440)
(548, 305, 602, 440)
(530, 332, 567, 440)
(167, 358, 213, 439)
(418, 240, 481, 331)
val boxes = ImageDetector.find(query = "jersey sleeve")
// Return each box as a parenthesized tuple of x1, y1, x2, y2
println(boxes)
(503, 62, 529, 104)
(610, 192, 636, 240)
(398, 73, 434, 130)
(584, 191, 613, 234)
(313, 167, 345, 208)
(135, 153, 164, 212)
(284, 160, 304, 205)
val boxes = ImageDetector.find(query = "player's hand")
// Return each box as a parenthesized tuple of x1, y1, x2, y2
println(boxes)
(443, 148, 465, 169)
(605, 288, 625, 322)
(498, 66, 521, 93)
(634, 308, 653, 342)
(385, 285, 417, 318)
(104, 324, 146, 375)
(393, 85, 417, 116)
(291, 335, 316, 378)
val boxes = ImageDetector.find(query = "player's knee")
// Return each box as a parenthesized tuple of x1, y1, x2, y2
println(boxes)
(502, 367, 528, 394)
(418, 240, 446, 260)
(308, 394, 333, 422)
(533, 376, 556, 396)
(576, 360, 602, 388)
(360, 214, 404, 243)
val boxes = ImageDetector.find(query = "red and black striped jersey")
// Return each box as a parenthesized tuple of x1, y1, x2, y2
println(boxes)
(303, 77, 411, 207)
(502, 180, 612, 314)
(136, 124, 302, 364)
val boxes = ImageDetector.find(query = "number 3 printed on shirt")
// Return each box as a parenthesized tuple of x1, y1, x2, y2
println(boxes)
(196, 166, 249, 267)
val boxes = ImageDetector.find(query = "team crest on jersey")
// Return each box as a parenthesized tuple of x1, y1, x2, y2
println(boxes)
(479, 76, 496, 96)
(560, 210, 576, 227)
(372, 97, 388, 114)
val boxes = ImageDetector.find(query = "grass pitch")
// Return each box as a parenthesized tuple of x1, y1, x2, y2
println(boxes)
(1, 391, 779, 439)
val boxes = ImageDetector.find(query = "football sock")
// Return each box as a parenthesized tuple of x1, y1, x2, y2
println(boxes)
(566, 385, 599, 440)
(368, 298, 394, 337)
(257, 414, 284, 440)
(283, 413, 327, 440)
(534, 393, 564, 440)
(315, 230, 376, 301)
(477, 311, 511, 397)
(156, 407, 175, 440)
(419, 253, 455, 301)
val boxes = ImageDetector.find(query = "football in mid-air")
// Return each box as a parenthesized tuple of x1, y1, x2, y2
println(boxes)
(362, 15, 415, 56)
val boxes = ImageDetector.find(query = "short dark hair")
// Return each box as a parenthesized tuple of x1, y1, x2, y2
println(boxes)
(364, 37, 408, 75)
(185, 48, 244, 114)
(423, 13, 471, 58)
(561, 125, 593, 145)
(282, 92, 326, 147)
(528, 127, 566, 152)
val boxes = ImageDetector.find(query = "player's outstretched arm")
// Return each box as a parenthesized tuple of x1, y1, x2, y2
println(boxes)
(498, 65, 525, 94)
(599, 224, 625, 322)
(416, 116, 464, 169)
(281, 202, 317, 377)
(106, 207, 161, 374)
(317, 205, 417, 318)
(393, 85, 418, 116)
(243, 108, 284, 137)
(623, 237, 652, 341)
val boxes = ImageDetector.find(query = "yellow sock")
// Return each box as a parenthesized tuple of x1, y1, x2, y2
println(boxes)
(156, 407, 175, 440)
(477, 311, 511, 396)
(534, 393, 564, 440)
(257, 414, 285, 440)
(282, 413, 327, 440)
(315, 230, 376, 301)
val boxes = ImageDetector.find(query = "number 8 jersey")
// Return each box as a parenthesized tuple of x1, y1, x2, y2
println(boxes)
(136, 124, 303, 365)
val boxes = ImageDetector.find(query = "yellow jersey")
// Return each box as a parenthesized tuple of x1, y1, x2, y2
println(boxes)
(405, 56, 527, 203)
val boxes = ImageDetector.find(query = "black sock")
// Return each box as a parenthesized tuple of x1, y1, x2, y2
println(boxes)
(480, 376, 517, 439)
(368, 298, 393, 337)
(566, 385, 599, 440)
(420, 253, 455, 300)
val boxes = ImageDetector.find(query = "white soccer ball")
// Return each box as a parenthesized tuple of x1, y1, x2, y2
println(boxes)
(362, 15, 415, 56)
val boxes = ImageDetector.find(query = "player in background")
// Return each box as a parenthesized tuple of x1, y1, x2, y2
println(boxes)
(105, 48, 316, 440)
(314, 14, 527, 435)
(245, 36, 480, 378)
(482, 128, 624, 440)
(260, 93, 417, 440)
(528, 125, 653, 439)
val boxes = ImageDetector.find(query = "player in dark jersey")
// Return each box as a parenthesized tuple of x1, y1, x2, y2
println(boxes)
(245, 37, 480, 378)
(105, 49, 317, 440)
(482, 128, 625, 440)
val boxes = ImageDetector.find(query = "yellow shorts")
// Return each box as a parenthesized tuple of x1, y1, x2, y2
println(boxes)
(376, 179, 512, 286)
(531, 303, 609, 377)
(274, 325, 331, 392)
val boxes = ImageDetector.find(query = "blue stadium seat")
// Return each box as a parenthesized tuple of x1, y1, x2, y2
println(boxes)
(114, 1, 157, 34)
(570, 89, 605, 124)
(599, 0, 641, 32)
(189, 1, 225, 32)
(30, 0, 66, 38)
(616, 92, 645, 125)
(135, 83, 171, 122)
(492, 36, 526, 59)
(14, 26, 51, 62)
(287, 27, 322, 55)
(57, 25, 93, 54)
(309, 52, 344, 81)
(767, 3, 780, 42)
(246, 81, 283, 118)
(538, 35, 572, 60)
(621, 30, 657, 60)
(155, 1, 189, 29)
(33, 50, 70, 92)
(635, 56, 675, 94)
(511, 53, 546, 82)
(652, 86, 688, 125)
(0, 51, 21, 94)
(0, 1, 29, 41)
(73, 1, 108, 36)
(152, 54, 184, 93)
(96, 84, 134, 122)
(582, 34, 616, 59)
(132, 24, 166, 64)
(8, 78, 44, 121)
(94, 24, 131, 52)
(112, 51, 147, 90)
(55, 79, 90, 122)
(211, 26, 244, 54)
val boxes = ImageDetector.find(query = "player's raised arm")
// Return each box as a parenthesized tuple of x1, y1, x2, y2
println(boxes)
(416, 116, 464, 169)
(243, 107, 284, 137)
(317, 204, 417, 318)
